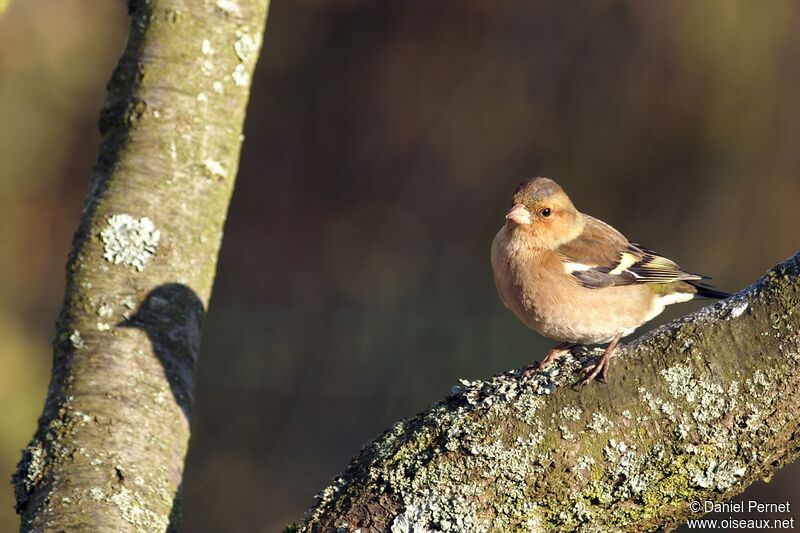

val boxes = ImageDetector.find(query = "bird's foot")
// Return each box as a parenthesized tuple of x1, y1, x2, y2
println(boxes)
(579, 354, 610, 385)
(520, 364, 540, 378)
(521, 342, 575, 378)
(578, 333, 622, 387)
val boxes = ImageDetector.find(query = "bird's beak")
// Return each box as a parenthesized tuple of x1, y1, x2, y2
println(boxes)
(505, 203, 532, 225)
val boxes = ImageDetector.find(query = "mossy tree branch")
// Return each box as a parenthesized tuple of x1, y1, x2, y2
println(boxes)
(12, 1, 269, 531)
(299, 252, 800, 532)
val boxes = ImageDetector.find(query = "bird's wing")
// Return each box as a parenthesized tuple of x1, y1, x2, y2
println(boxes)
(557, 215, 702, 289)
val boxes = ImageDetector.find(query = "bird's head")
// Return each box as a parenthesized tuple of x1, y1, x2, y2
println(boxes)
(504, 177, 583, 249)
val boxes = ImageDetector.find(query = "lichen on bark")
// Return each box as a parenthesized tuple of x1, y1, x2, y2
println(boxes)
(299, 252, 800, 533)
(12, 1, 270, 531)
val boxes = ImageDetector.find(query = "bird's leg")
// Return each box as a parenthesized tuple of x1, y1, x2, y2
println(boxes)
(521, 342, 574, 377)
(580, 332, 622, 386)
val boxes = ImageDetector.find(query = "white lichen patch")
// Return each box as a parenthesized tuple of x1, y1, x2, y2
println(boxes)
(639, 386, 673, 417)
(586, 412, 613, 433)
(69, 329, 85, 349)
(232, 63, 249, 86)
(558, 500, 593, 527)
(657, 363, 739, 439)
(741, 370, 774, 432)
(73, 410, 92, 424)
(453, 350, 590, 409)
(20, 441, 46, 493)
(201, 39, 214, 55)
(391, 504, 440, 533)
(690, 460, 746, 490)
(391, 479, 483, 532)
(100, 214, 161, 271)
(661, 364, 696, 402)
(513, 393, 546, 427)
(660, 401, 676, 416)
(97, 303, 114, 318)
(233, 30, 261, 62)
(121, 294, 137, 316)
(109, 485, 170, 532)
(747, 369, 769, 391)
(675, 421, 691, 440)
(691, 380, 726, 425)
(600, 439, 665, 500)
(729, 301, 748, 319)
(571, 501, 592, 523)
(212, 80, 224, 94)
(559, 406, 582, 421)
(572, 455, 595, 473)
(153, 389, 168, 405)
(216, 0, 241, 15)
(203, 159, 226, 178)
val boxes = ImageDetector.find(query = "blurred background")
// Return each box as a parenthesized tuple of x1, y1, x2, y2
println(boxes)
(1, 1, 799, 531)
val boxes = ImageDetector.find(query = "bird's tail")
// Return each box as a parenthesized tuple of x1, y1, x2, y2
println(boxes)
(690, 280, 731, 299)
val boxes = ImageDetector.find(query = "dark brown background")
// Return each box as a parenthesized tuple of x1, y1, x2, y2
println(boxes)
(1, 1, 798, 531)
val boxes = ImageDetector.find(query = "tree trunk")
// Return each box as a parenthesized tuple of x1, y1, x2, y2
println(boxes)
(12, 1, 269, 531)
(297, 252, 800, 533)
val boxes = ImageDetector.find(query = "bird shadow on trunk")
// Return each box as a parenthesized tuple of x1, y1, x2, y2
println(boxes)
(119, 283, 205, 532)
(118, 283, 205, 426)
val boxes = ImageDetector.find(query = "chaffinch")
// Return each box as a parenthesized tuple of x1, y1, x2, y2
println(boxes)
(491, 177, 729, 384)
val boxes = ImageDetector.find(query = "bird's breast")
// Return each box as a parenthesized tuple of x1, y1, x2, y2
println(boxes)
(492, 228, 658, 344)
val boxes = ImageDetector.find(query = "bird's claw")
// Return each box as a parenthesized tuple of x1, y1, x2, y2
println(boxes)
(578, 356, 609, 386)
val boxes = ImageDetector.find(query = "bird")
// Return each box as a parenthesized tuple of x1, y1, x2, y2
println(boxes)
(490, 177, 729, 385)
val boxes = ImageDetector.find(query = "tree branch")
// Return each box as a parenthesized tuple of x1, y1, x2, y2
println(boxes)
(12, 1, 269, 531)
(298, 252, 800, 532)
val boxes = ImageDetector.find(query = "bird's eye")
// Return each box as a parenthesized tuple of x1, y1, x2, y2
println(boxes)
(541, 208, 552, 217)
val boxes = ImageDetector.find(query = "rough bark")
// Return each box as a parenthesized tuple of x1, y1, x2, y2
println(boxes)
(297, 252, 800, 533)
(12, 1, 269, 531)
